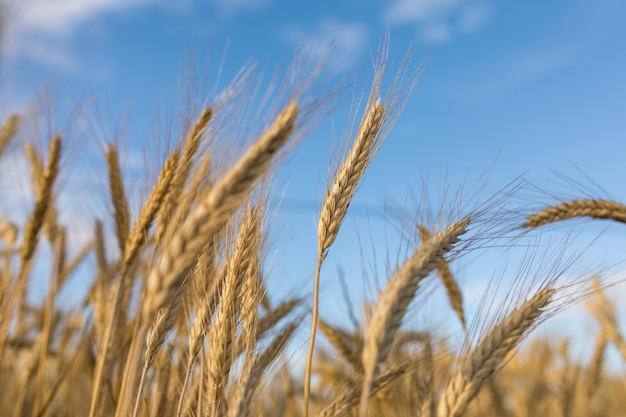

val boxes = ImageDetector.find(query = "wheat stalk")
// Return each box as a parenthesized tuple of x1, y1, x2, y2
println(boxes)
(305, 100, 385, 417)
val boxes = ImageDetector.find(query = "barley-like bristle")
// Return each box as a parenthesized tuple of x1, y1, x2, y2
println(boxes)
(523, 199, 626, 228)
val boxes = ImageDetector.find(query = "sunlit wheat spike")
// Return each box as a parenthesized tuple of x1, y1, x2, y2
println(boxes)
(237, 323, 298, 416)
(305, 99, 386, 417)
(143, 102, 299, 321)
(20, 136, 62, 265)
(437, 286, 555, 417)
(157, 106, 213, 244)
(123, 149, 179, 274)
(0, 135, 61, 361)
(586, 331, 607, 400)
(0, 220, 18, 246)
(360, 219, 469, 417)
(523, 199, 626, 228)
(586, 277, 626, 362)
(317, 100, 385, 256)
(318, 358, 411, 417)
(106, 145, 131, 255)
(319, 319, 363, 371)
(419, 225, 466, 330)
(206, 205, 262, 417)
(0, 114, 19, 158)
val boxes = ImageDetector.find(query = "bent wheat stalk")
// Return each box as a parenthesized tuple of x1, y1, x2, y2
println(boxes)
(305, 99, 385, 417)
(419, 225, 466, 330)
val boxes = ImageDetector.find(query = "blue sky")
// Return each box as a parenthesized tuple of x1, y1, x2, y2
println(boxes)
(2, 0, 626, 358)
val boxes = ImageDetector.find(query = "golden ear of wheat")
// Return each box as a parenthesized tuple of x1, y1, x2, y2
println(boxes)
(524, 199, 626, 228)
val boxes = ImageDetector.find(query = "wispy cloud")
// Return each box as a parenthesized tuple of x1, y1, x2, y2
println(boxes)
(385, 0, 491, 43)
(460, 47, 582, 100)
(2, 0, 272, 71)
(458, 3, 491, 33)
(3, 0, 158, 71)
(211, 0, 270, 16)
(387, 0, 462, 24)
(422, 23, 452, 43)
(278, 18, 370, 68)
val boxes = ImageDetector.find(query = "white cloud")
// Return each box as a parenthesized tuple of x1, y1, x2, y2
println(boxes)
(2, 0, 271, 71)
(421, 23, 452, 43)
(463, 47, 582, 100)
(2, 0, 157, 71)
(211, 0, 270, 15)
(385, 0, 491, 44)
(8, 0, 151, 37)
(387, 0, 462, 24)
(458, 3, 491, 33)
(278, 18, 369, 69)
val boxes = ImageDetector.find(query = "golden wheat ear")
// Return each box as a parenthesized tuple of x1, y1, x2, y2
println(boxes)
(143, 102, 299, 322)
(359, 219, 469, 417)
(419, 225, 466, 331)
(0, 115, 19, 158)
(524, 199, 626, 228)
(437, 286, 554, 417)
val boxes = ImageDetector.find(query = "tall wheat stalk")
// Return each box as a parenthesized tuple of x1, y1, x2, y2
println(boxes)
(304, 97, 385, 417)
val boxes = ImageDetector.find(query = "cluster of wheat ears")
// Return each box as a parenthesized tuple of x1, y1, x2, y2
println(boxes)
(0, 43, 625, 417)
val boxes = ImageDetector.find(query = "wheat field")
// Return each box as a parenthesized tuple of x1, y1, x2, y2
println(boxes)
(0, 43, 625, 417)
